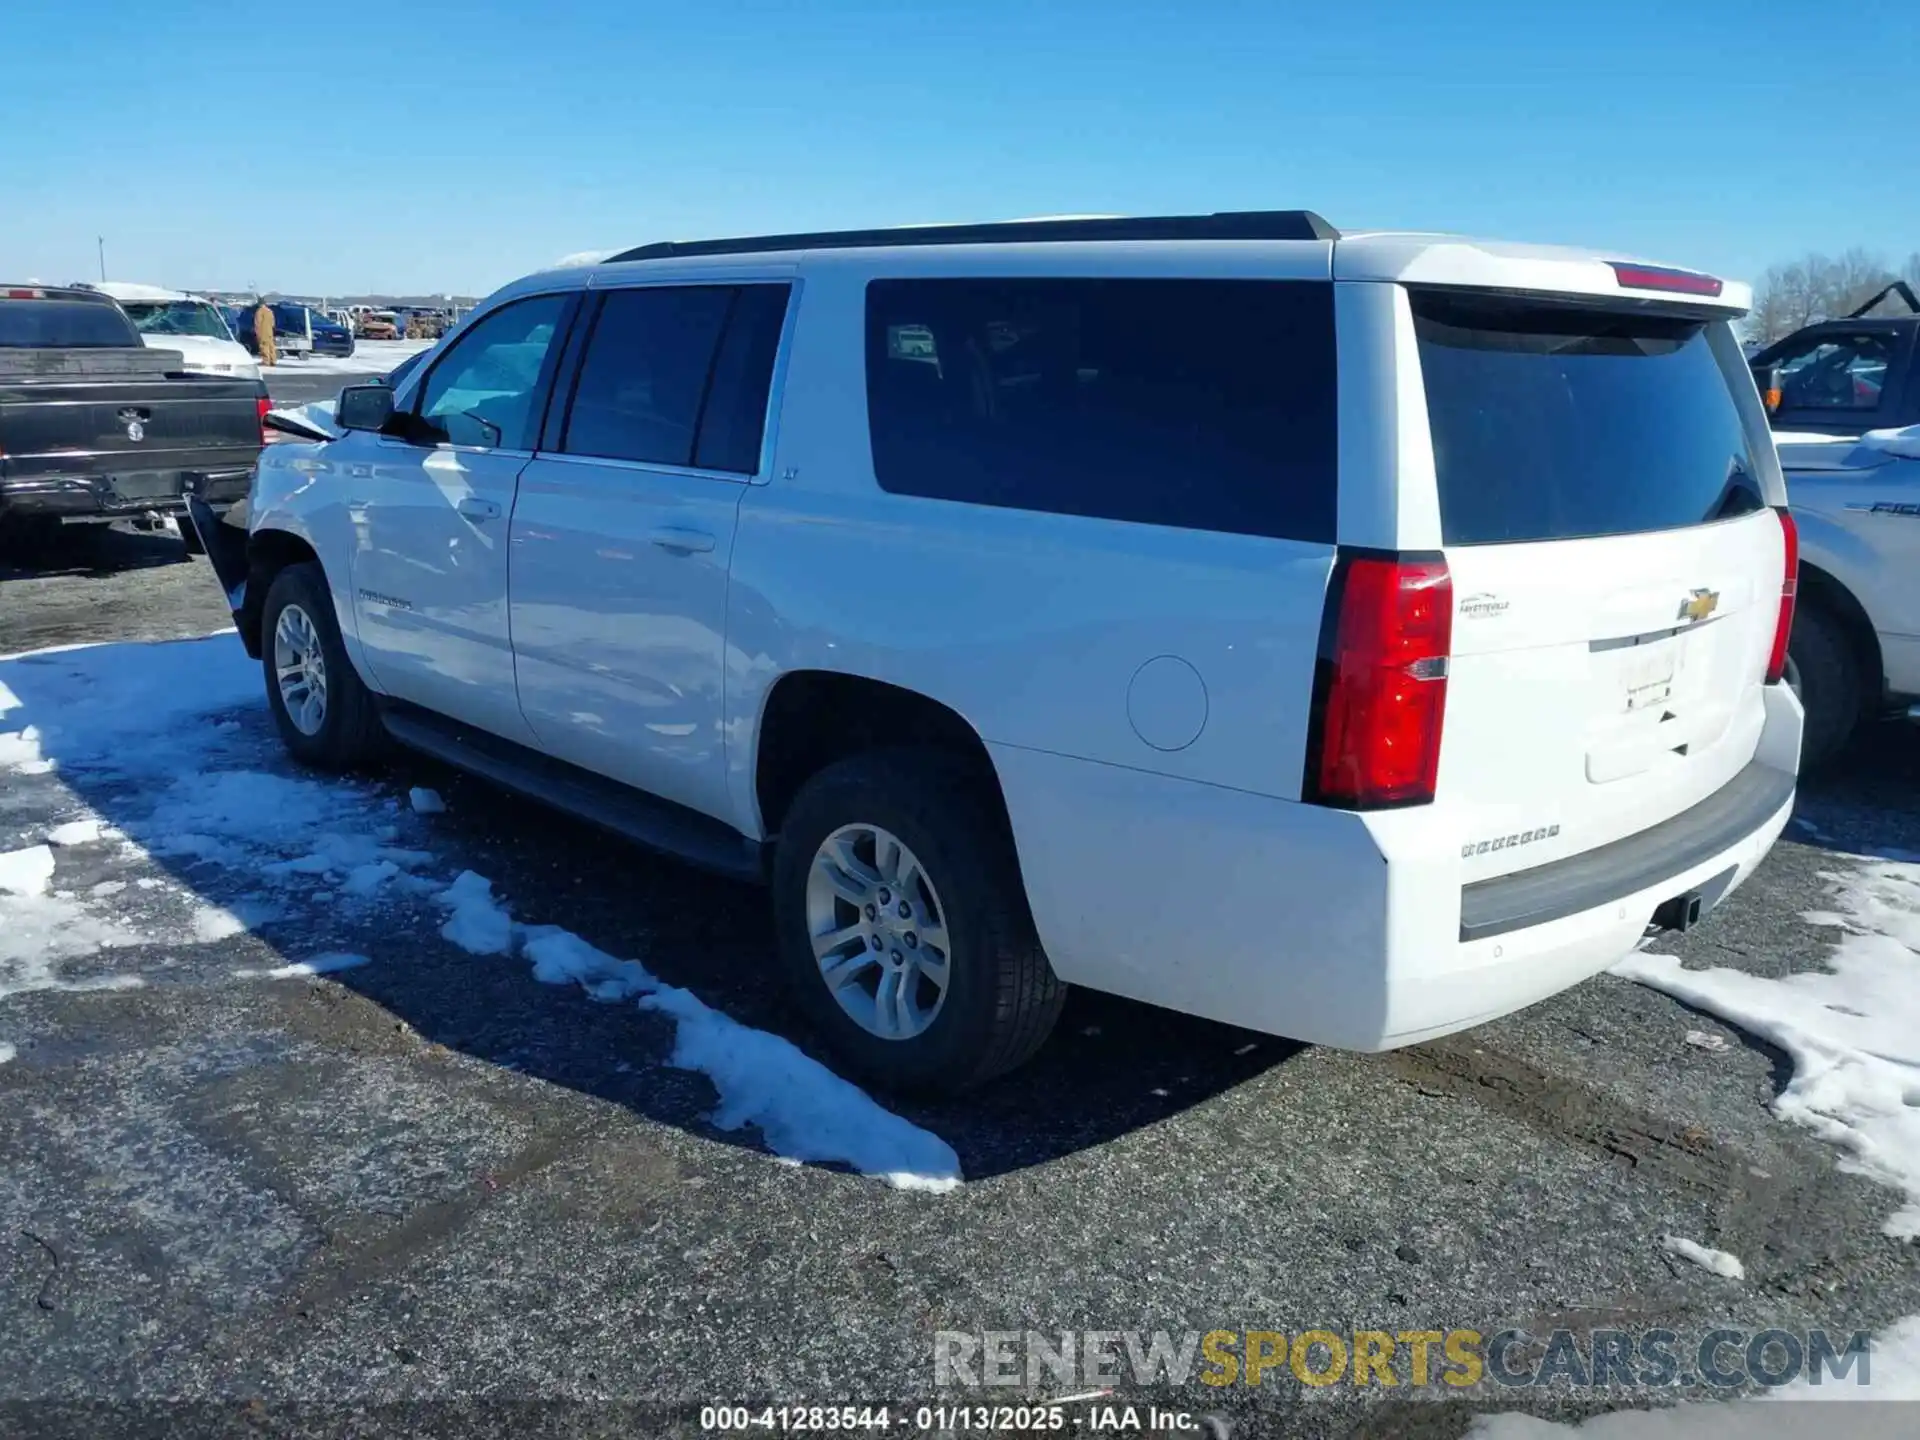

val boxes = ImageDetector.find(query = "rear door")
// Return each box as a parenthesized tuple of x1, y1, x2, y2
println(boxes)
(1406, 288, 1791, 883)
(510, 281, 791, 821)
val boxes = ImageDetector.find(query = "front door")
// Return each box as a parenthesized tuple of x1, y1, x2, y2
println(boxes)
(510, 281, 791, 822)
(350, 291, 576, 743)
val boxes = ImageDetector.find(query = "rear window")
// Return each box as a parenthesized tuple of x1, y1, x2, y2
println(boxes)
(0, 298, 140, 349)
(865, 277, 1337, 543)
(1414, 291, 1763, 545)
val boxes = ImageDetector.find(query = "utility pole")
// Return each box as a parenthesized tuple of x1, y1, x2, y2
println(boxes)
(97, 236, 106, 281)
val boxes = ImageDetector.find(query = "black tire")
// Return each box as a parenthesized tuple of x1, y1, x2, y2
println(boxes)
(1788, 601, 1861, 771)
(260, 562, 385, 770)
(772, 748, 1066, 1094)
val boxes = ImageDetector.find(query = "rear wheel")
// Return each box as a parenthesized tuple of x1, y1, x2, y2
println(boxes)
(1787, 601, 1862, 771)
(260, 562, 385, 770)
(772, 749, 1066, 1094)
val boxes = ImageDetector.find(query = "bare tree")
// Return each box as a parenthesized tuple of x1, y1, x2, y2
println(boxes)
(1744, 248, 1900, 345)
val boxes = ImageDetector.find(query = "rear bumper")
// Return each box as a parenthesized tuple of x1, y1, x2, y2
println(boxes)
(992, 683, 1803, 1051)
(0, 468, 252, 521)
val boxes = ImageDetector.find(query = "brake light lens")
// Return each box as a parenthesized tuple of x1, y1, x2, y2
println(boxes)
(1308, 554, 1453, 809)
(1767, 507, 1798, 685)
(1609, 262, 1724, 298)
(256, 394, 273, 445)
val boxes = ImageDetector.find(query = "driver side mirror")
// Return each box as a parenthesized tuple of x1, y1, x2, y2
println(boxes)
(335, 383, 395, 433)
(1757, 364, 1782, 416)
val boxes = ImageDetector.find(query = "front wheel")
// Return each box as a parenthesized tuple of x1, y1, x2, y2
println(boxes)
(772, 749, 1066, 1094)
(260, 562, 385, 770)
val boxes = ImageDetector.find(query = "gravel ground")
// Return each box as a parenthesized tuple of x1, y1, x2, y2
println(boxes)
(2, 534, 1918, 1439)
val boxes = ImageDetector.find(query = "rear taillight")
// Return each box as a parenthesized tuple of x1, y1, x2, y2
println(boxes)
(256, 394, 272, 445)
(1767, 507, 1798, 685)
(1306, 553, 1453, 809)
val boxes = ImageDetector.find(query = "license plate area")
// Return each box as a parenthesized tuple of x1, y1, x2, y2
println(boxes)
(1618, 637, 1679, 714)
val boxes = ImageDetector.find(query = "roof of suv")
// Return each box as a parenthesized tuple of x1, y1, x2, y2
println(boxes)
(521, 210, 1751, 315)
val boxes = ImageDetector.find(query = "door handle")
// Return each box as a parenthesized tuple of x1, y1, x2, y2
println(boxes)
(457, 496, 501, 522)
(648, 526, 716, 554)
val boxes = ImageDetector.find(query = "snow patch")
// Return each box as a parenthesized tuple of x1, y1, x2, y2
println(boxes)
(189, 900, 281, 943)
(0, 1042, 14, 1065)
(0, 844, 55, 897)
(1661, 1235, 1744, 1279)
(1613, 856, 1920, 1237)
(474, 884, 962, 1191)
(47, 818, 109, 846)
(235, 953, 370, 981)
(409, 786, 446, 815)
(437, 870, 514, 955)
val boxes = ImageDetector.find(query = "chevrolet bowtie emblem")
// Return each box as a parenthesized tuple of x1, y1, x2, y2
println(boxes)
(1678, 588, 1719, 623)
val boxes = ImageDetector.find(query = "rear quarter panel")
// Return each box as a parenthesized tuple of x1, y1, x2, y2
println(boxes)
(721, 259, 1335, 836)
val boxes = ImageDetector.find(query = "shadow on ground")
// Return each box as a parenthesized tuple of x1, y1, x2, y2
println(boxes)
(0, 522, 192, 581)
(3, 633, 1299, 1185)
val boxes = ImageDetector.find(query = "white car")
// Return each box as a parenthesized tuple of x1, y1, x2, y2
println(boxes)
(196, 213, 1802, 1091)
(1775, 424, 1920, 763)
(90, 281, 261, 380)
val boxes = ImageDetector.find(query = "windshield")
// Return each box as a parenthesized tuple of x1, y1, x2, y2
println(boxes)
(119, 300, 233, 341)
(1414, 290, 1764, 545)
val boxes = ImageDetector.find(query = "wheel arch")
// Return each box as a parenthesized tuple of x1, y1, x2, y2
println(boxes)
(1797, 559, 1885, 708)
(236, 527, 321, 658)
(752, 669, 1011, 842)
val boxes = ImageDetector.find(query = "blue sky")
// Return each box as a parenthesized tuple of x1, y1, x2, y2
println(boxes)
(2, 0, 1911, 298)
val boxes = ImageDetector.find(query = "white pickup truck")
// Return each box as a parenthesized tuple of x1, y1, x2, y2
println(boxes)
(1776, 424, 1920, 765)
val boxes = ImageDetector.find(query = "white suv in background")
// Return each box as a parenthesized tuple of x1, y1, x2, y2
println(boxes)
(196, 212, 1802, 1092)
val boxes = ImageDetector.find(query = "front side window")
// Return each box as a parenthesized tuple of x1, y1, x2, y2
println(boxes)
(864, 277, 1337, 542)
(415, 294, 570, 450)
(1773, 333, 1895, 412)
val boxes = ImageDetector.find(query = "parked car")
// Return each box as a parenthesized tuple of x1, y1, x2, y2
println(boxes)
(89, 282, 260, 381)
(1775, 425, 1920, 764)
(192, 213, 1802, 1092)
(356, 311, 400, 340)
(2, 283, 267, 555)
(308, 310, 355, 357)
(1748, 281, 1920, 438)
(220, 302, 314, 360)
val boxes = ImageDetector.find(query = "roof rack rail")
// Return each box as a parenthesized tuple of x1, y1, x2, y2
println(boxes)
(605, 210, 1338, 264)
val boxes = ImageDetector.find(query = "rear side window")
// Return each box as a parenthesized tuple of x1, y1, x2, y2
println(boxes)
(0, 298, 139, 348)
(865, 278, 1337, 542)
(562, 283, 790, 473)
(1414, 291, 1763, 545)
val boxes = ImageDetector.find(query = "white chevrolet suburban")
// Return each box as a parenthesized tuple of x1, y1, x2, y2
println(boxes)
(194, 212, 1803, 1092)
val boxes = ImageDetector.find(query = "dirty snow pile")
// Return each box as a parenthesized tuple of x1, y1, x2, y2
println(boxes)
(1659, 1235, 1744, 1280)
(1616, 854, 1920, 1237)
(0, 632, 961, 1192)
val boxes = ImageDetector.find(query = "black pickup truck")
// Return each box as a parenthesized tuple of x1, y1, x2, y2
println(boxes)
(0, 284, 268, 555)
(1749, 280, 1920, 438)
